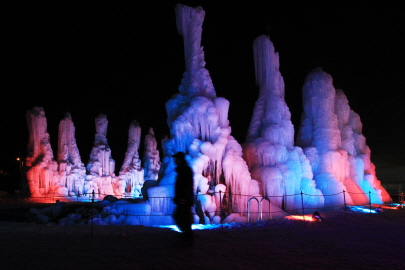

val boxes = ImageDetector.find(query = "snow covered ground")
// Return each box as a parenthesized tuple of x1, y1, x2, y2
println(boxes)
(0, 198, 403, 269)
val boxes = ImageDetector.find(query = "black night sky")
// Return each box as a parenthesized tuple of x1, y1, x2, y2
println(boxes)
(1, 1, 404, 175)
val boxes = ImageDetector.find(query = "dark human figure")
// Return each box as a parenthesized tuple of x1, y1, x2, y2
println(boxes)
(172, 151, 194, 243)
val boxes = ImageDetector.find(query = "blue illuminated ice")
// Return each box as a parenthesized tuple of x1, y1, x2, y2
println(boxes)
(143, 128, 161, 181)
(149, 3, 260, 223)
(22, 4, 391, 226)
(297, 68, 390, 205)
(117, 120, 145, 197)
(243, 35, 324, 212)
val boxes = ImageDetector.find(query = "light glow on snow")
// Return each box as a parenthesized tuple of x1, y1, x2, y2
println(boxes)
(348, 206, 380, 214)
(284, 215, 316, 221)
(154, 224, 228, 232)
(371, 203, 403, 209)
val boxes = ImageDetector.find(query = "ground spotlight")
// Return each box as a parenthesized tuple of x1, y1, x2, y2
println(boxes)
(312, 211, 324, 221)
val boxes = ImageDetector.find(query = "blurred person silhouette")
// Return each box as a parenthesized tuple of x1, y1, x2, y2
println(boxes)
(172, 151, 194, 244)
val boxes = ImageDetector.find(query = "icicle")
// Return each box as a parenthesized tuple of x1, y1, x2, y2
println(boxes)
(213, 97, 229, 129)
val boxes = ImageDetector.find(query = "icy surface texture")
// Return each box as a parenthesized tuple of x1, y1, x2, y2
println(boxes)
(150, 4, 257, 222)
(297, 68, 390, 205)
(143, 128, 161, 181)
(335, 90, 391, 203)
(25, 107, 62, 196)
(57, 113, 86, 196)
(23, 4, 391, 223)
(85, 114, 116, 198)
(117, 120, 144, 198)
(243, 36, 324, 211)
(175, 3, 216, 100)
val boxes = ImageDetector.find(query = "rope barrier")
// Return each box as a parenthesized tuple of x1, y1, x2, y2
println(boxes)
(8, 189, 403, 227)
(25, 190, 400, 202)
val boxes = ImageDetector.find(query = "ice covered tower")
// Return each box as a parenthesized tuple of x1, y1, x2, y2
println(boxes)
(25, 107, 60, 196)
(84, 114, 116, 198)
(87, 114, 115, 177)
(247, 35, 294, 146)
(57, 113, 82, 166)
(334, 90, 391, 203)
(57, 113, 86, 196)
(26, 107, 50, 163)
(117, 120, 144, 197)
(175, 3, 216, 100)
(244, 36, 324, 211)
(57, 113, 85, 174)
(297, 68, 366, 206)
(143, 127, 161, 181)
(149, 4, 257, 224)
(121, 120, 142, 172)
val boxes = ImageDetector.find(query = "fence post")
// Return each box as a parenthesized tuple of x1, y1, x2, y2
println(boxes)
(219, 190, 223, 232)
(91, 190, 95, 237)
(269, 196, 272, 220)
(300, 191, 305, 219)
(343, 190, 347, 219)
(368, 191, 372, 215)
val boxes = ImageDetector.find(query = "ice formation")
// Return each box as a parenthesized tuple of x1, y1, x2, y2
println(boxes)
(57, 113, 86, 196)
(243, 36, 324, 212)
(297, 68, 390, 205)
(23, 4, 391, 226)
(335, 90, 391, 203)
(118, 120, 144, 197)
(25, 108, 85, 197)
(149, 3, 259, 224)
(143, 128, 161, 181)
(25, 107, 60, 196)
(85, 114, 116, 198)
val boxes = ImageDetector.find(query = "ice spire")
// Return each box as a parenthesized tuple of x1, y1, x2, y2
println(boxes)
(175, 3, 216, 99)
(84, 114, 116, 198)
(87, 114, 115, 176)
(26, 107, 52, 164)
(297, 69, 353, 206)
(143, 127, 161, 181)
(335, 90, 391, 203)
(149, 4, 257, 223)
(244, 36, 323, 211)
(247, 35, 294, 147)
(297, 68, 341, 153)
(296, 68, 390, 206)
(57, 113, 86, 196)
(117, 120, 144, 197)
(25, 107, 60, 196)
(121, 120, 142, 171)
(57, 113, 83, 167)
